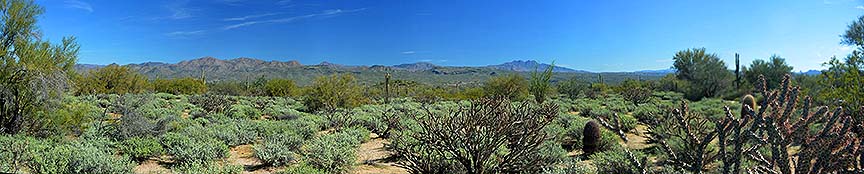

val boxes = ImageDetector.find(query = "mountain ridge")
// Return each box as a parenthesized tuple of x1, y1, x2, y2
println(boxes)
(73, 57, 674, 86)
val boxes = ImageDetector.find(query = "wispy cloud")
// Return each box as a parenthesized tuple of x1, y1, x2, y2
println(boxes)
(401, 51, 416, 54)
(64, 0, 93, 13)
(856, 5, 864, 10)
(166, 30, 205, 37)
(166, 1, 194, 19)
(276, 0, 292, 5)
(223, 8, 366, 30)
(418, 59, 447, 63)
(224, 13, 281, 21)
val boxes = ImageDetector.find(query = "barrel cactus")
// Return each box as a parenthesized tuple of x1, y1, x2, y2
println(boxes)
(582, 120, 602, 156)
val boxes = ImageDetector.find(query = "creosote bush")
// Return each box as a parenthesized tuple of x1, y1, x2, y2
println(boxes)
(119, 136, 164, 161)
(303, 131, 359, 173)
(254, 132, 304, 166)
(160, 127, 229, 164)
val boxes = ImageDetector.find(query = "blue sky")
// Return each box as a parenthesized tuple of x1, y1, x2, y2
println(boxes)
(35, 0, 864, 71)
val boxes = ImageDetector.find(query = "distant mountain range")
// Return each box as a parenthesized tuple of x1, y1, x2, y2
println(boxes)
(74, 57, 678, 86)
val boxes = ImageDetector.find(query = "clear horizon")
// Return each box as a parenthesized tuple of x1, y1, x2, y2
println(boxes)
(37, 0, 864, 71)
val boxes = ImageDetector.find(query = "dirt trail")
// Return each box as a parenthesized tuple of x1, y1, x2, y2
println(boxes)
(134, 157, 171, 174)
(624, 124, 653, 150)
(352, 133, 408, 174)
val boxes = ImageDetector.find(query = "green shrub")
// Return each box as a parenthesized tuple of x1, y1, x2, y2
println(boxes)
(19, 138, 74, 174)
(599, 129, 622, 152)
(254, 132, 304, 166)
(161, 130, 229, 164)
(543, 159, 597, 174)
(340, 126, 371, 144)
(617, 114, 638, 132)
(172, 162, 243, 174)
(278, 163, 326, 174)
(119, 136, 164, 161)
(228, 104, 261, 119)
(67, 143, 136, 174)
(591, 148, 647, 174)
(633, 104, 663, 124)
(537, 141, 568, 167)
(210, 120, 259, 146)
(303, 132, 358, 173)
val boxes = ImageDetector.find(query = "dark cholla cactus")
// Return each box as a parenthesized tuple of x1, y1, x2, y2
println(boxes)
(583, 120, 602, 156)
(649, 101, 717, 173)
(397, 98, 558, 174)
(716, 74, 863, 174)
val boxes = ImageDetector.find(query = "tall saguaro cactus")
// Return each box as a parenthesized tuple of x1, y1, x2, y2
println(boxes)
(384, 73, 391, 104)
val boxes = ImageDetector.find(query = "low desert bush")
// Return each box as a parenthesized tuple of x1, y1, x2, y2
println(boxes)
(119, 136, 164, 161)
(303, 132, 359, 173)
(161, 128, 229, 164)
(254, 132, 304, 166)
(172, 162, 243, 174)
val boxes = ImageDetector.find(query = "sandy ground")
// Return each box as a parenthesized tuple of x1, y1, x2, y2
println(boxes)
(351, 133, 408, 174)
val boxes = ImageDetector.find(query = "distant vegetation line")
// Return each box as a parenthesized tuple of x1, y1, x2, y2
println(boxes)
(74, 57, 669, 86)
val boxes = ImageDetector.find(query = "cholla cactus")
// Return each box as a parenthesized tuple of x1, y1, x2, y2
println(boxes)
(717, 74, 863, 174)
(648, 100, 718, 173)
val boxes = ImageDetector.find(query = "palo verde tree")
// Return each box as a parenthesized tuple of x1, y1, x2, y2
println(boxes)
(820, 15, 864, 116)
(0, 0, 79, 134)
(75, 63, 150, 95)
(483, 73, 529, 101)
(672, 48, 732, 100)
(264, 78, 298, 97)
(742, 55, 793, 90)
(304, 74, 366, 112)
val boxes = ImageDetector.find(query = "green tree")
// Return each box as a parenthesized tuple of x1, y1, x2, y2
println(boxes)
(742, 55, 793, 90)
(483, 73, 528, 101)
(153, 77, 207, 95)
(75, 64, 150, 95)
(304, 74, 366, 112)
(672, 48, 732, 100)
(529, 64, 555, 103)
(556, 77, 589, 99)
(821, 15, 864, 116)
(0, 0, 80, 134)
(265, 78, 298, 97)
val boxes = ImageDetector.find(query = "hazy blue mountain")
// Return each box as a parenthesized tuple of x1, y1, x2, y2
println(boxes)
(487, 60, 588, 73)
(393, 62, 438, 72)
(74, 57, 667, 86)
(796, 70, 822, 76)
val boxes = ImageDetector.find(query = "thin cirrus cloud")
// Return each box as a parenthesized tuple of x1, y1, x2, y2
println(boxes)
(856, 5, 864, 10)
(223, 8, 366, 30)
(224, 13, 281, 21)
(166, 30, 206, 37)
(166, 0, 194, 20)
(64, 0, 93, 13)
